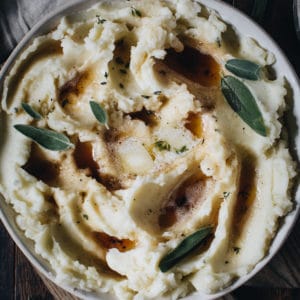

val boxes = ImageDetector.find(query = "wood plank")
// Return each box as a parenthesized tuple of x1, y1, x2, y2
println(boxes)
(223, 287, 300, 300)
(39, 275, 79, 300)
(0, 221, 15, 300)
(14, 244, 54, 300)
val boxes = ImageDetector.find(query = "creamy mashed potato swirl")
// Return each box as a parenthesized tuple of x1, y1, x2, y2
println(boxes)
(0, 0, 296, 299)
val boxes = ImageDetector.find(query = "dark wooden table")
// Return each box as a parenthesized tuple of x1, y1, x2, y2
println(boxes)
(1, 0, 300, 299)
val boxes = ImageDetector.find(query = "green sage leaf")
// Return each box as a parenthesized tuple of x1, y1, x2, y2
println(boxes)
(225, 59, 261, 80)
(90, 101, 108, 128)
(159, 226, 212, 272)
(14, 124, 74, 151)
(21, 102, 42, 120)
(221, 76, 267, 136)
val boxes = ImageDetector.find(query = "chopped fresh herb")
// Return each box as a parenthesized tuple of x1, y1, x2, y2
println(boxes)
(21, 102, 42, 120)
(223, 192, 231, 199)
(131, 7, 142, 17)
(14, 125, 74, 151)
(216, 37, 221, 47)
(141, 95, 150, 99)
(154, 90, 162, 95)
(233, 247, 240, 254)
(100, 81, 107, 85)
(119, 69, 127, 74)
(175, 145, 189, 154)
(14, 107, 19, 113)
(104, 71, 108, 78)
(61, 99, 69, 107)
(159, 226, 213, 272)
(115, 57, 124, 64)
(119, 83, 124, 89)
(155, 140, 171, 151)
(83, 214, 89, 220)
(96, 15, 106, 24)
(89, 101, 109, 128)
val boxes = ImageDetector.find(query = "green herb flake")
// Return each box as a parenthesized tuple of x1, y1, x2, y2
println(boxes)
(61, 99, 69, 107)
(83, 214, 89, 220)
(131, 7, 142, 17)
(21, 102, 42, 120)
(154, 90, 162, 95)
(233, 246, 240, 254)
(14, 125, 74, 151)
(96, 15, 106, 24)
(159, 226, 213, 272)
(225, 59, 261, 81)
(221, 76, 267, 136)
(223, 192, 230, 199)
(100, 81, 107, 85)
(89, 101, 109, 129)
(104, 71, 108, 78)
(154, 140, 171, 151)
(175, 145, 189, 154)
(142, 95, 150, 99)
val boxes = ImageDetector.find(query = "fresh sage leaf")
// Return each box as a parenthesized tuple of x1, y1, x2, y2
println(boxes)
(159, 226, 212, 272)
(14, 124, 74, 151)
(21, 102, 42, 120)
(90, 101, 108, 128)
(225, 59, 261, 80)
(221, 76, 267, 136)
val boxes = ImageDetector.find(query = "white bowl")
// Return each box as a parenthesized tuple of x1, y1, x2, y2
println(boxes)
(0, 0, 299, 299)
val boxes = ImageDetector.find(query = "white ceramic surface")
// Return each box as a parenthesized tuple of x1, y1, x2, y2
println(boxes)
(0, 1, 299, 299)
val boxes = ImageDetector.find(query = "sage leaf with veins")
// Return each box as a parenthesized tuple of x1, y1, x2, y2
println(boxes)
(21, 102, 42, 120)
(225, 59, 261, 81)
(14, 124, 74, 151)
(159, 226, 213, 272)
(90, 101, 109, 129)
(221, 76, 267, 137)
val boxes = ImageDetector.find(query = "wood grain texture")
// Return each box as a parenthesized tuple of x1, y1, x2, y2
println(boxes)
(0, 220, 15, 300)
(0, 0, 300, 299)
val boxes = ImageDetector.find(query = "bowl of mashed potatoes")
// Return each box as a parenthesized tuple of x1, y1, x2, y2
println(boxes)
(0, 0, 299, 299)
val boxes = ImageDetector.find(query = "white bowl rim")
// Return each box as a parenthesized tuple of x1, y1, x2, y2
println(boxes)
(0, 0, 299, 299)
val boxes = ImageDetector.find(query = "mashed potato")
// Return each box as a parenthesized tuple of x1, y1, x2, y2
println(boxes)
(0, 0, 296, 299)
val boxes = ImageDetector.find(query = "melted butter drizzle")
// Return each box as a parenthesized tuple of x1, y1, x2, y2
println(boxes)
(162, 46, 220, 87)
(59, 70, 93, 107)
(185, 112, 203, 138)
(94, 232, 135, 252)
(73, 140, 123, 191)
(159, 172, 207, 229)
(22, 143, 59, 186)
(232, 151, 257, 239)
(127, 108, 157, 127)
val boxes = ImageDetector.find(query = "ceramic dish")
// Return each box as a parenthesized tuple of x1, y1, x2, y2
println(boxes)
(0, 0, 299, 299)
